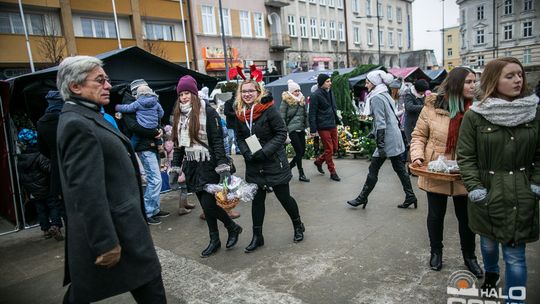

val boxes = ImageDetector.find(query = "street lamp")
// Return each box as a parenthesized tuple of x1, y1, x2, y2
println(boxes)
(356, 0, 382, 66)
(218, 0, 229, 81)
(426, 0, 445, 68)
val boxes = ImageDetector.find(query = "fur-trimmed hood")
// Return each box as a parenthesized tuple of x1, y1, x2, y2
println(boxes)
(281, 91, 305, 106)
(425, 93, 450, 117)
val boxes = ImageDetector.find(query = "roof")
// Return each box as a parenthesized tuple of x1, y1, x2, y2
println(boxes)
(388, 67, 430, 81)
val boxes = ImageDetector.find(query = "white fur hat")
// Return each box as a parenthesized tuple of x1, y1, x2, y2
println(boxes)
(287, 79, 301, 93)
(366, 70, 394, 86)
(136, 85, 157, 98)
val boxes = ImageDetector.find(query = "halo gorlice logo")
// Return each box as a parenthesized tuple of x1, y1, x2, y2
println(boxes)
(446, 270, 526, 304)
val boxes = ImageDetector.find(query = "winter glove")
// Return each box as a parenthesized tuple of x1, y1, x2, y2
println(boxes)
(252, 150, 266, 161)
(468, 188, 487, 203)
(219, 170, 231, 185)
(95, 244, 121, 268)
(530, 183, 540, 197)
(376, 129, 386, 158)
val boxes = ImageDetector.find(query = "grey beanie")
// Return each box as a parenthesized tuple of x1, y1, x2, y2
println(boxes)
(389, 79, 401, 89)
(130, 79, 148, 96)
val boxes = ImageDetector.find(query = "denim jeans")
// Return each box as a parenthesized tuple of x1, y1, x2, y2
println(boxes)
(481, 236, 527, 303)
(34, 196, 64, 231)
(227, 128, 240, 154)
(138, 151, 162, 218)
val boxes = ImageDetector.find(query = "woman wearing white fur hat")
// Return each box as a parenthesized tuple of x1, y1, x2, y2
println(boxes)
(347, 70, 417, 209)
(280, 80, 310, 182)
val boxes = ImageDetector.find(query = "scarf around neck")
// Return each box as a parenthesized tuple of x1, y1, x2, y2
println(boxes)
(236, 101, 274, 123)
(445, 99, 472, 155)
(286, 91, 305, 104)
(363, 84, 389, 115)
(470, 95, 539, 127)
(177, 99, 210, 162)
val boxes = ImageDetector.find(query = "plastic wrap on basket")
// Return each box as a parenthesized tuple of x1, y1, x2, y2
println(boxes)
(203, 176, 258, 210)
(427, 156, 460, 174)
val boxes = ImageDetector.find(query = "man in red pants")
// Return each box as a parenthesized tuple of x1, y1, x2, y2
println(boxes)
(309, 74, 341, 181)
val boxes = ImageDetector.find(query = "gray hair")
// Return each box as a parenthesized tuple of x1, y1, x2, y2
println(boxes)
(56, 56, 104, 100)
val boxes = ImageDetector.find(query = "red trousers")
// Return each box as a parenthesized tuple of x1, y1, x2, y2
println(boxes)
(315, 128, 338, 174)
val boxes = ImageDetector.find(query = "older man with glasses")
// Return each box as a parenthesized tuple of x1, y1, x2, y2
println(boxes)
(56, 56, 165, 304)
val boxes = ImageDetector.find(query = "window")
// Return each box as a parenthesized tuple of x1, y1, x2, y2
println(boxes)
(254, 12, 265, 38)
(320, 0, 326, 6)
(378, 29, 384, 46)
(478, 55, 485, 67)
(447, 34, 452, 43)
(329, 21, 336, 40)
(524, 0, 533, 11)
(523, 21, 532, 37)
(477, 5, 484, 20)
(81, 17, 117, 38)
(366, 0, 372, 16)
(328, 0, 335, 7)
(219, 8, 232, 36)
(310, 18, 318, 38)
(353, 26, 360, 44)
(504, 0, 513, 15)
(397, 7, 402, 23)
(309, 0, 316, 3)
(460, 10, 465, 25)
(476, 29, 484, 44)
(320, 19, 327, 39)
(388, 31, 393, 47)
(352, 0, 360, 13)
(367, 28, 373, 45)
(299, 16, 307, 38)
(523, 49, 531, 64)
(448, 48, 453, 57)
(504, 24, 513, 40)
(387, 6, 392, 21)
(397, 31, 403, 47)
(461, 32, 466, 48)
(240, 11, 252, 37)
(0, 12, 47, 35)
(504, 50, 512, 56)
(144, 23, 174, 40)
(337, 0, 344, 9)
(338, 22, 344, 41)
(377, 2, 383, 17)
(201, 5, 216, 35)
(288, 15, 296, 37)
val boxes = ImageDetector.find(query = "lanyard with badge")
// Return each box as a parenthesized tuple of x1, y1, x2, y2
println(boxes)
(243, 105, 262, 153)
(179, 109, 192, 147)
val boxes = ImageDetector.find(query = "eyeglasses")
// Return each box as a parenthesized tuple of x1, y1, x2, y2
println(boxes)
(86, 76, 110, 86)
(241, 89, 258, 95)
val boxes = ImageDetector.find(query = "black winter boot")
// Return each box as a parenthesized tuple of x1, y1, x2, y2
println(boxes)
(298, 169, 310, 182)
(463, 255, 484, 278)
(201, 231, 221, 258)
(225, 223, 243, 249)
(292, 217, 305, 243)
(245, 226, 264, 253)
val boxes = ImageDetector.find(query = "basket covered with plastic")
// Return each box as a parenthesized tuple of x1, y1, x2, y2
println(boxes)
(204, 176, 258, 211)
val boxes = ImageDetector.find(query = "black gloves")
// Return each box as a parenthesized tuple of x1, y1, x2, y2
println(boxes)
(376, 129, 386, 158)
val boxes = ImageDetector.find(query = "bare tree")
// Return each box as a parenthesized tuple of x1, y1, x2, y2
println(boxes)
(144, 40, 169, 60)
(37, 15, 66, 65)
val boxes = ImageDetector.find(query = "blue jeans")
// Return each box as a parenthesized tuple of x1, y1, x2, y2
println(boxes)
(138, 151, 162, 218)
(227, 128, 240, 154)
(481, 236, 527, 303)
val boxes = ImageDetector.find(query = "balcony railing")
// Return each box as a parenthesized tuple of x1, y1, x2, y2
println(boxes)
(269, 34, 291, 50)
(265, 0, 290, 8)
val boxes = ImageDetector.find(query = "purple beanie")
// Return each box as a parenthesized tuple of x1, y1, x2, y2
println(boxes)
(176, 75, 198, 95)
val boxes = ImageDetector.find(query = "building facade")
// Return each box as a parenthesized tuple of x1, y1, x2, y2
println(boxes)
(0, 0, 194, 79)
(443, 25, 461, 70)
(456, 0, 539, 70)
(346, 0, 414, 68)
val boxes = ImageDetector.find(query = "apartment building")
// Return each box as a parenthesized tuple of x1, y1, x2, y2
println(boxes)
(443, 25, 461, 70)
(190, 0, 289, 78)
(346, 0, 413, 68)
(457, 0, 539, 70)
(0, 0, 194, 79)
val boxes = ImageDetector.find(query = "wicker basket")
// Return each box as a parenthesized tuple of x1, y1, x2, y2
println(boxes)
(215, 189, 240, 211)
(409, 164, 462, 181)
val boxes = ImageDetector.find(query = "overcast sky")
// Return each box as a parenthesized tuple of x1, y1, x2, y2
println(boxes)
(412, 0, 460, 65)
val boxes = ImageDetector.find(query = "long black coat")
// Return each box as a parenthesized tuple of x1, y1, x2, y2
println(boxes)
(37, 111, 62, 198)
(403, 92, 425, 143)
(57, 98, 161, 303)
(172, 104, 229, 192)
(236, 102, 292, 187)
(308, 88, 339, 132)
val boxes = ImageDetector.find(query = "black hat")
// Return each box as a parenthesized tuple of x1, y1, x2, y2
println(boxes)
(414, 79, 430, 92)
(317, 73, 330, 87)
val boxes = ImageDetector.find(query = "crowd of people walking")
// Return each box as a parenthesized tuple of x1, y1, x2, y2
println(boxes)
(12, 54, 539, 303)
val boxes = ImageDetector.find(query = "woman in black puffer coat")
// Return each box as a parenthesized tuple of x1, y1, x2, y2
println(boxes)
(235, 79, 305, 253)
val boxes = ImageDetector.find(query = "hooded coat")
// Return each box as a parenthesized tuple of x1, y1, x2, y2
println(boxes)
(280, 91, 308, 133)
(115, 95, 164, 129)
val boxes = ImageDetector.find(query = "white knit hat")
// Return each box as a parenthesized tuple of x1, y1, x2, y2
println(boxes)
(366, 70, 394, 86)
(135, 85, 157, 98)
(287, 79, 301, 93)
(130, 79, 148, 96)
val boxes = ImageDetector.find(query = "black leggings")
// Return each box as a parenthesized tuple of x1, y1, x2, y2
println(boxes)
(196, 191, 234, 232)
(289, 131, 306, 170)
(252, 183, 300, 227)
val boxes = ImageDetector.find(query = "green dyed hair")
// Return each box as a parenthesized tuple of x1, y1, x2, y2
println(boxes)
(436, 66, 475, 119)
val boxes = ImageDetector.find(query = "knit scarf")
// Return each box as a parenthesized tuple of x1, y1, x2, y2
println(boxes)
(363, 84, 389, 116)
(285, 91, 305, 105)
(470, 94, 539, 127)
(177, 99, 210, 162)
(236, 101, 274, 123)
(445, 99, 472, 155)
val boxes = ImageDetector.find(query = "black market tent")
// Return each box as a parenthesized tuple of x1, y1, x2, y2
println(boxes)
(8, 46, 218, 126)
(423, 69, 448, 86)
(264, 68, 355, 106)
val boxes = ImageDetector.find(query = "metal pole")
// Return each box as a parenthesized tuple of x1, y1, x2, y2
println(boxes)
(17, 0, 35, 72)
(218, 0, 229, 81)
(377, 1, 381, 66)
(178, 0, 190, 69)
(492, 0, 496, 58)
(111, 0, 122, 49)
(441, 0, 445, 68)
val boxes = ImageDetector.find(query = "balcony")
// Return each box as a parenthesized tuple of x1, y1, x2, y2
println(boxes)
(269, 34, 291, 50)
(265, 0, 290, 8)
